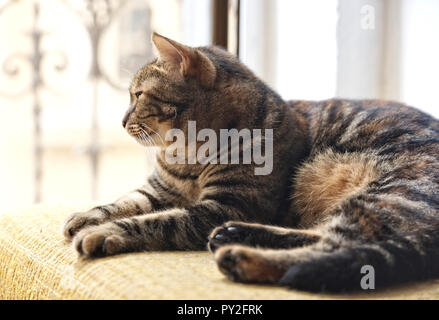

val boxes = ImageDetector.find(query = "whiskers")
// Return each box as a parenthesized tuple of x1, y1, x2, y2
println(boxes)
(140, 123, 166, 146)
(136, 128, 155, 147)
(127, 123, 166, 147)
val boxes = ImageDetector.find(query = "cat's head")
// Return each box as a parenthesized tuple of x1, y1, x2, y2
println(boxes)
(123, 32, 261, 147)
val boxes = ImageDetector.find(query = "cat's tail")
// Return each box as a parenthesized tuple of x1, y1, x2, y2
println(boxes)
(278, 237, 439, 292)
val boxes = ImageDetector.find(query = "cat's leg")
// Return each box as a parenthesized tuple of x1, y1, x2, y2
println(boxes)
(63, 174, 178, 239)
(71, 198, 246, 257)
(211, 217, 344, 285)
(211, 212, 361, 288)
(207, 221, 321, 252)
(215, 236, 423, 292)
(213, 203, 437, 292)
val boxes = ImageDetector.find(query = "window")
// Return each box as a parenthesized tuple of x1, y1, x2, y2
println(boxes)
(240, 0, 439, 117)
(0, 0, 212, 211)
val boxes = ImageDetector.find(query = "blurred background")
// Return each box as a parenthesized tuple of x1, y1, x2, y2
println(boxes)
(0, 0, 438, 212)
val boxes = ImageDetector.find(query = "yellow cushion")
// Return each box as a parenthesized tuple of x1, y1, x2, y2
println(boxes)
(1, 204, 439, 299)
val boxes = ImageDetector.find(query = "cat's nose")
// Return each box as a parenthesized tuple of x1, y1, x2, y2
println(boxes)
(122, 109, 133, 128)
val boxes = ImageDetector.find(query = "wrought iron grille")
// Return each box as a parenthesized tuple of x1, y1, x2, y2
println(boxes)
(0, 0, 155, 204)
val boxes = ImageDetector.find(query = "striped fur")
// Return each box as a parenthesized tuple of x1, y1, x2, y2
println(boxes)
(63, 34, 439, 292)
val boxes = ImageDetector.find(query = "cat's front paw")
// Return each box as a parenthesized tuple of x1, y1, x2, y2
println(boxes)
(73, 223, 131, 258)
(63, 207, 108, 240)
(208, 221, 252, 252)
(214, 245, 286, 284)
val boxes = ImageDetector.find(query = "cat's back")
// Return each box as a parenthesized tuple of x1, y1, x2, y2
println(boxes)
(288, 98, 439, 156)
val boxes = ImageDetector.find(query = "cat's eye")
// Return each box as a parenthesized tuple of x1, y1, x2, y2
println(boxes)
(135, 91, 143, 99)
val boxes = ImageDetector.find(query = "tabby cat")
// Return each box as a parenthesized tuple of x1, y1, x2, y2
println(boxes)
(63, 33, 439, 292)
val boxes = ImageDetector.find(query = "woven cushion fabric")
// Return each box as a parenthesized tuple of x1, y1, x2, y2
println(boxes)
(1, 204, 439, 300)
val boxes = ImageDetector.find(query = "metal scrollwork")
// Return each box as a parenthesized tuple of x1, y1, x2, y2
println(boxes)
(0, 1, 70, 202)
(0, 0, 139, 202)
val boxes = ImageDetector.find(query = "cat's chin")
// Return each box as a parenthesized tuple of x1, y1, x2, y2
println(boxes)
(131, 134, 154, 147)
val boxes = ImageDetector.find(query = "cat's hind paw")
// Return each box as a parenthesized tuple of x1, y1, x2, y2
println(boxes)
(214, 245, 286, 284)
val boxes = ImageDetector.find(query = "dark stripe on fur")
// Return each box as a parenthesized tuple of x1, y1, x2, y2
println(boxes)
(135, 189, 163, 211)
(157, 157, 199, 180)
(148, 176, 182, 199)
(95, 206, 111, 218)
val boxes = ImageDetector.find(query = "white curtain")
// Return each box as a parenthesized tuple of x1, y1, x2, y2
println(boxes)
(239, 0, 439, 118)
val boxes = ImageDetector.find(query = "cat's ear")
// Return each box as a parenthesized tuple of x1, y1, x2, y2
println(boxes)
(152, 32, 216, 88)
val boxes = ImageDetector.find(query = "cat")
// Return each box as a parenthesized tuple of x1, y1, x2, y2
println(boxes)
(63, 32, 439, 293)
